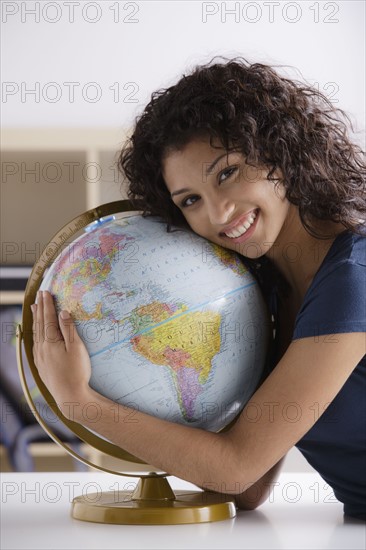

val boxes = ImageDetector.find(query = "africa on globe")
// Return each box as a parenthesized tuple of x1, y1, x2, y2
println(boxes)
(39, 213, 270, 433)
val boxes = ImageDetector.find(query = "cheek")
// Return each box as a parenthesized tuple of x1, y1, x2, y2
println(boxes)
(185, 215, 218, 243)
(179, 210, 204, 235)
(258, 182, 288, 216)
(190, 220, 210, 239)
(272, 180, 287, 202)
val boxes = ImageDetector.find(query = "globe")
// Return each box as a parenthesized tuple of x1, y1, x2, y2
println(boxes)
(39, 212, 269, 433)
(17, 200, 271, 525)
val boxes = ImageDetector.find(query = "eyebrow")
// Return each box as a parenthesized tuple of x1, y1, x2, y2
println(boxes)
(170, 152, 230, 198)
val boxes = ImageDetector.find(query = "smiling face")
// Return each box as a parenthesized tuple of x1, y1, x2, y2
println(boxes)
(162, 137, 294, 259)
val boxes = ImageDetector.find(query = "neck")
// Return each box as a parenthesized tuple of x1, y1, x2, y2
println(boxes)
(265, 207, 344, 302)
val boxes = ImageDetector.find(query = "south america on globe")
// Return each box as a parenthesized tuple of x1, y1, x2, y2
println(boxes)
(39, 214, 270, 433)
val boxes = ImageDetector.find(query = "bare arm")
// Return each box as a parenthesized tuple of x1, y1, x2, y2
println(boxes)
(233, 457, 285, 510)
(32, 291, 365, 495)
(200, 457, 285, 510)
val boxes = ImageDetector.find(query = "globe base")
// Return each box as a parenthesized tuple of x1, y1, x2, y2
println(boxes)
(71, 476, 236, 524)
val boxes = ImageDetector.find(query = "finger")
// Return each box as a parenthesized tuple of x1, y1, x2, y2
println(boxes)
(59, 310, 80, 351)
(43, 291, 63, 344)
(37, 290, 45, 343)
(31, 303, 37, 334)
(31, 303, 39, 359)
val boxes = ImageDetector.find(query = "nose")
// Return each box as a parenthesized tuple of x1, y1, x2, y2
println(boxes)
(205, 193, 235, 226)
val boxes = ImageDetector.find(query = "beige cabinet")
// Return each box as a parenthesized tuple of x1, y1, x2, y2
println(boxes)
(1, 127, 129, 266)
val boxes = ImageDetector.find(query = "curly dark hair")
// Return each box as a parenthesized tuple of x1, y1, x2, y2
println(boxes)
(118, 57, 366, 238)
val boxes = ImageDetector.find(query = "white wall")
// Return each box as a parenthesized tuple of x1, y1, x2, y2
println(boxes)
(2, 0, 365, 143)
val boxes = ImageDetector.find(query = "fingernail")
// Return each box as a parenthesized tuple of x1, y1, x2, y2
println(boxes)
(60, 310, 70, 320)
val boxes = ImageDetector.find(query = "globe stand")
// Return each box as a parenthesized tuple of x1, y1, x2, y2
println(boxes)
(16, 200, 238, 525)
(71, 474, 236, 525)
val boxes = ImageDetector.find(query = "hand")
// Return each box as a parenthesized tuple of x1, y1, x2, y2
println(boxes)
(31, 290, 92, 418)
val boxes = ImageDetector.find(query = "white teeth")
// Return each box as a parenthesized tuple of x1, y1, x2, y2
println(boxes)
(230, 227, 242, 238)
(224, 211, 257, 239)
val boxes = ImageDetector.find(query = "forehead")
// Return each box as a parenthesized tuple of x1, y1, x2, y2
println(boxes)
(162, 138, 227, 190)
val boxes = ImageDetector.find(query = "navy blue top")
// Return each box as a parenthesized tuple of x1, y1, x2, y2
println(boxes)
(271, 230, 366, 519)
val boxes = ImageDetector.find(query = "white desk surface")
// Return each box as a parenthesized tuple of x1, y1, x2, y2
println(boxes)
(1, 471, 365, 550)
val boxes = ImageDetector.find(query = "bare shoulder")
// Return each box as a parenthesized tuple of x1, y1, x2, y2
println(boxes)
(225, 332, 365, 483)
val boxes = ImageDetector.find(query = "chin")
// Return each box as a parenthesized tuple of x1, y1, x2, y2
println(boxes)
(237, 243, 266, 259)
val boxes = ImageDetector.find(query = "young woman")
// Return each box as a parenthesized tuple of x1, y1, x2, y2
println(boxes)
(31, 58, 366, 520)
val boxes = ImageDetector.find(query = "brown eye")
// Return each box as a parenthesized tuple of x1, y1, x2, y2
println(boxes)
(181, 195, 200, 208)
(218, 166, 238, 184)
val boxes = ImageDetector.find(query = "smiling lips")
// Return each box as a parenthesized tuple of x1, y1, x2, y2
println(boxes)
(221, 209, 258, 239)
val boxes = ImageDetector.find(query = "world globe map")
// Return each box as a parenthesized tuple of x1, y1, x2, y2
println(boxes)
(39, 213, 269, 433)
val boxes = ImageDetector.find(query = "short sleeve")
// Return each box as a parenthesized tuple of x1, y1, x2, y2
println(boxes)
(293, 261, 366, 340)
